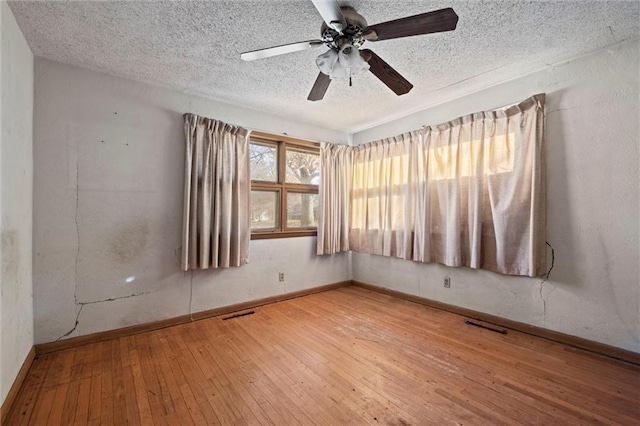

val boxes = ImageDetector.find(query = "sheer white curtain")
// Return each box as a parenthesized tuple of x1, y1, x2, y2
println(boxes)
(182, 114, 251, 270)
(317, 142, 353, 255)
(322, 94, 546, 276)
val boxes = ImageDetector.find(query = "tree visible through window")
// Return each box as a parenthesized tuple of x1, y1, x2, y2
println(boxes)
(249, 132, 319, 239)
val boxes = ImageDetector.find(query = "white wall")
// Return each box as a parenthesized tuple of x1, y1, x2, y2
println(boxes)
(31, 38, 640, 354)
(352, 39, 640, 353)
(33, 58, 350, 344)
(1, 1, 34, 405)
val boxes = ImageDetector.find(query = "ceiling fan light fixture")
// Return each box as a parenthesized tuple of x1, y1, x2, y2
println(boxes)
(338, 43, 360, 67)
(315, 44, 369, 80)
(316, 48, 338, 75)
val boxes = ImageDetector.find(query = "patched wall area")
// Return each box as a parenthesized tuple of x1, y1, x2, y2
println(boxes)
(352, 39, 640, 353)
(32, 59, 350, 344)
(1, 1, 34, 405)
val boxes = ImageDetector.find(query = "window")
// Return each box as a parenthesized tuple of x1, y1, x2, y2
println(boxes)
(429, 134, 515, 180)
(249, 131, 320, 239)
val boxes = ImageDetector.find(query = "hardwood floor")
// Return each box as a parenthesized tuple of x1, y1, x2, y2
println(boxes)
(5, 286, 640, 425)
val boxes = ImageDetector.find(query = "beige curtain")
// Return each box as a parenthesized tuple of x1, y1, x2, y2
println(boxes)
(350, 131, 421, 258)
(182, 114, 251, 270)
(317, 142, 353, 255)
(415, 94, 546, 276)
(347, 94, 546, 276)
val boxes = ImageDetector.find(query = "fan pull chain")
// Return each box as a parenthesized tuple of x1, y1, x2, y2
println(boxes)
(349, 68, 352, 87)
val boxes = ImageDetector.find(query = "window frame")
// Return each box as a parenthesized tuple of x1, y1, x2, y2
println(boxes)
(250, 131, 320, 240)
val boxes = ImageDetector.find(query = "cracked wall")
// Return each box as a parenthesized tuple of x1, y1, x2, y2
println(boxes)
(351, 39, 640, 353)
(32, 58, 351, 344)
(1, 2, 34, 405)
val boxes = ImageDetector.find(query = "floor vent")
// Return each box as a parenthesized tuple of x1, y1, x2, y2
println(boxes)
(222, 310, 255, 321)
(465, 319, 508, 334)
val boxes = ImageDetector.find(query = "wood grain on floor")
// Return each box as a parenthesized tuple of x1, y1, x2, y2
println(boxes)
(5, 286, 639, 425)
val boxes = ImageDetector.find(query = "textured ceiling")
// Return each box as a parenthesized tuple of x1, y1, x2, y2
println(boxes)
(9, 0, 640, 133)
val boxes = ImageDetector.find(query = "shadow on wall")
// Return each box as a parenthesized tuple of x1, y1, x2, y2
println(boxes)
(544, 89, 577, 289)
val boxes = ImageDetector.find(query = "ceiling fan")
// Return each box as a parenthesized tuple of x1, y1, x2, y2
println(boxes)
(240, 0, 458, 101)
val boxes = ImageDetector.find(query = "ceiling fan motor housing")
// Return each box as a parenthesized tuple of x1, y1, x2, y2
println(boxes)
(320, 6, 368, 49)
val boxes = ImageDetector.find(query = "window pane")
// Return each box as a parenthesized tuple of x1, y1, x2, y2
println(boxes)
(251, 191, 279, 230)
(287, 192, 319, 228)
(286, 147, 319, 185)
(250, 142, 277, 182)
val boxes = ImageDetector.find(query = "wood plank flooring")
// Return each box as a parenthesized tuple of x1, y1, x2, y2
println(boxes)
(5, 286, 640, 425)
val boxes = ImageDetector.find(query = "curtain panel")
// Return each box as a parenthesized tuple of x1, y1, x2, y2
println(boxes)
(414, 94, 546, 276)
(181, 114, 251, 270)
(317, 142, 353, 255)
(319, 94, 546, 277)
(350, 131, 421, 258)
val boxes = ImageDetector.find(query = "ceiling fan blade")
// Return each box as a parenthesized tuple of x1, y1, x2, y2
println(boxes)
(310, 0, 346, 32)
(307, 72, 331, 101)
(363, 8, 458, 41)
(241, 40, 324, 61)
(360, 49, 413, 96)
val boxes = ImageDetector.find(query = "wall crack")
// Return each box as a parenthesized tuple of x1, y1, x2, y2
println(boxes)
(537, 241, 555, 327)
(55, 291, 151, 341)
(56, 305, 83, 341)
(74, 146, 80, 308)
(60, 148, 153, 341)
(608, 26, 617, 43)
(61, 142, 82, 342)
(78, 291, 151, 306)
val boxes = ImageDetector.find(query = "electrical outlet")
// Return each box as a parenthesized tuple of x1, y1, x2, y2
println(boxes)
(279, 272, 285, 282)
(444, 277, 451, 288)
